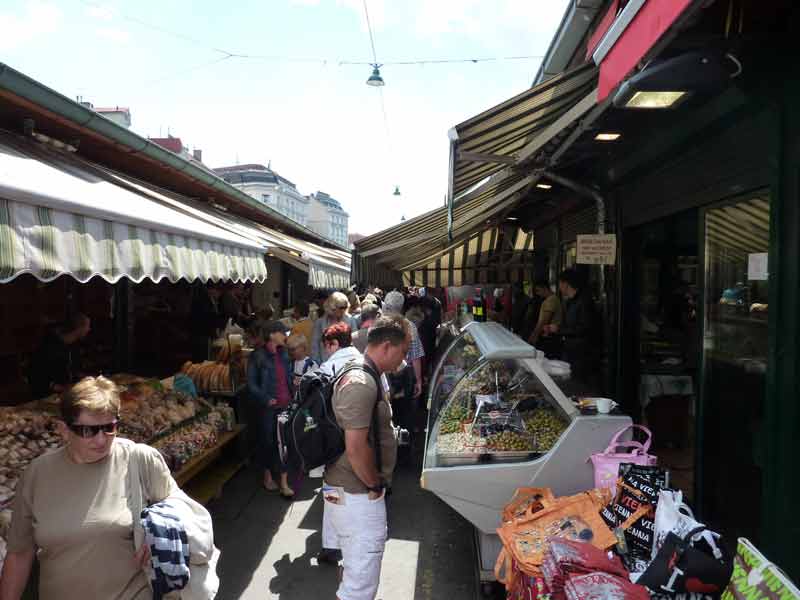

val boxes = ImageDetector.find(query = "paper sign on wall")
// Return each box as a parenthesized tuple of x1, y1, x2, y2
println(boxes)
(577, 234, 617, 265)
(747, 252, 768, 281)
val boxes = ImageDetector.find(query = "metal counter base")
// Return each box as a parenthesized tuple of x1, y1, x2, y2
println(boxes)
(474, 528, 504, 588)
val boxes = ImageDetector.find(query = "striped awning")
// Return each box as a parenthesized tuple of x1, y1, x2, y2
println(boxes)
(0, 134, 267, 284)
(352, 64, 601, 288)
(451, 63, 598, 197)
(200, 210, 351, 290)
(401, 226, 535, 287)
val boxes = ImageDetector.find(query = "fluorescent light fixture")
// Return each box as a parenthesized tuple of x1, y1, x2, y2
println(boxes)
(536, 183, 553, 190)
(594, 132, 621, 141)
(506, 216, 519, 221)
(625, 90, 688, 109)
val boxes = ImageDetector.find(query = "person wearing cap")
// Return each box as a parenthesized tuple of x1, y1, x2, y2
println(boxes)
(246, 320, 294, 498)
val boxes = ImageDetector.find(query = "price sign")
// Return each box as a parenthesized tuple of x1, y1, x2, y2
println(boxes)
(577, 234, 617, 265)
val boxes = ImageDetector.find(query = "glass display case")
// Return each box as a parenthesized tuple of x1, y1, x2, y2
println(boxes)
(421, 322, 632, 586)
(426, 322, 576, 468)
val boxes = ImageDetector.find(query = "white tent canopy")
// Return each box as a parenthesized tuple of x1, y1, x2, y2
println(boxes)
(0, 136, 268, 284)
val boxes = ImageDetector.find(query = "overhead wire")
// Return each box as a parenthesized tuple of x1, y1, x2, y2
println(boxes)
(362, 0, 380, 65)
(339, 55, 544, 66)
(76, 0, 544, 75)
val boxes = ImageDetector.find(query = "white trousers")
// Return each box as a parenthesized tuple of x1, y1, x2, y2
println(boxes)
(321, 485, 387, 600)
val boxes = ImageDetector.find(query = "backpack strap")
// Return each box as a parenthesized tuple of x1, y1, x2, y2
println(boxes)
(334, 361, 384, 480)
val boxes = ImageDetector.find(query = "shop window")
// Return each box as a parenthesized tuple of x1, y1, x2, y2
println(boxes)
(700, 193, 770, 544)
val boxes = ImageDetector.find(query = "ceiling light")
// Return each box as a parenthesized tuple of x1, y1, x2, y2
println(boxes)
(536, 183, 552, 190)
(612, 50, 735, 110)
(624, 91, 688, 109)
(506, 216, 519, 221)
(594, 132, 621, 141)
(366, 64, 385, 87)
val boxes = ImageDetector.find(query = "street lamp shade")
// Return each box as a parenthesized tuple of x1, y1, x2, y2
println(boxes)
(367, 65, 385, 87)
(393, 185, 401, 196)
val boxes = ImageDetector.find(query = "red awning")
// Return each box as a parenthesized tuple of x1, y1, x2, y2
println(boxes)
(597, 0, 692, 102)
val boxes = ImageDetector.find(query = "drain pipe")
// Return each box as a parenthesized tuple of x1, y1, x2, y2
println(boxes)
(542, 170, 608, 301)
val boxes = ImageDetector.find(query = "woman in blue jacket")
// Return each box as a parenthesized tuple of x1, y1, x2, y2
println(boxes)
(247, 320, 295, 498)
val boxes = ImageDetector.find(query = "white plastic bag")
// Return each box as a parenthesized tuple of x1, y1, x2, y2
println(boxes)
(652, 490, 722, 561)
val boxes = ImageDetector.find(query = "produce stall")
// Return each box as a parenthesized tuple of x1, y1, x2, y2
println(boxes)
(0, 376, 242, 573)
(421, 322, 631, 586)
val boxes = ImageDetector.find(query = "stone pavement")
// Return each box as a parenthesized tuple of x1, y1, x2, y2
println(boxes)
(209, 448, 481, 600)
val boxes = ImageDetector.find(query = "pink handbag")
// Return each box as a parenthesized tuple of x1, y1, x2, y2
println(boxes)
(590, 425, 657, 496)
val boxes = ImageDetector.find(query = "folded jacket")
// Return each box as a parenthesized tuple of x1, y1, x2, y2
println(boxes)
(141, 499, 191, 600)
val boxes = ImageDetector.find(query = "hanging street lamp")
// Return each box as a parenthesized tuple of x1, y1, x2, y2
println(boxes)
(393, 185, 401, 196)
(366, 64, 385, 87)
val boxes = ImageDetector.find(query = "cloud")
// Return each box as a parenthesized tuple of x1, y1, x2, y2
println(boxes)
(96, 27, 131, 44)
(414, 0, 567, 42)
(85, 4, 114, 21)
(0, 1, 62, 51)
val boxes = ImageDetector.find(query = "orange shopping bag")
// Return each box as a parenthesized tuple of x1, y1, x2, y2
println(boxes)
(497, 493, 616, 576)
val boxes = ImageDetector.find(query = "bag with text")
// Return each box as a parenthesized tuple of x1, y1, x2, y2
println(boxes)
(600, 463, 669, 571)
(721, 538, 800, 600)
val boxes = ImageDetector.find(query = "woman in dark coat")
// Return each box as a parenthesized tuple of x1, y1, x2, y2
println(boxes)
(246, 320, 295, 498)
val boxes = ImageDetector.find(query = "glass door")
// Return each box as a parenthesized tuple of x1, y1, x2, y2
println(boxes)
(700, 193, 770, 543)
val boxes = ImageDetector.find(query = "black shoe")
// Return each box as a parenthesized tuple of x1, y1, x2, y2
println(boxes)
(317, 548, 341, 565)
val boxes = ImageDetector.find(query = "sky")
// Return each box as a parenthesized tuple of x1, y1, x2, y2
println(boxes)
(0, 0, 569, 236)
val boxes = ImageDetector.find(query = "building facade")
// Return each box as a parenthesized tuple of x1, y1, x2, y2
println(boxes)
(215, 164, 309, 227)
(308, 191, 349, 247)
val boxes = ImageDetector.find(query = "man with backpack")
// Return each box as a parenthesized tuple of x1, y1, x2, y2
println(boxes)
(322, 314, 409, 600)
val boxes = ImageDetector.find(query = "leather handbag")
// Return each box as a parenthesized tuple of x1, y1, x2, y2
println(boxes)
(637, 526, 733, 596)
(590, 424, 657, 495)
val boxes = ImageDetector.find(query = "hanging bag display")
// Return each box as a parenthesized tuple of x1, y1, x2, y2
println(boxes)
(636, 526, 733, 596)
(497, 493, 617, 577)
(721, 538, 800, 600)
(501, 487, 555, 523)
(590, 424, 658, 495)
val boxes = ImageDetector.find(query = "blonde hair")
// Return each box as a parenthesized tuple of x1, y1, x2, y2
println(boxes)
(325, 292, 349, 315)
(286, 334, 308, 351)
(60, 376, 121, 424)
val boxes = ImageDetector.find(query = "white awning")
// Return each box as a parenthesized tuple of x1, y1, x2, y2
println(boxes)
(0, 135, 267, 284)
(210, 213, 351, 289)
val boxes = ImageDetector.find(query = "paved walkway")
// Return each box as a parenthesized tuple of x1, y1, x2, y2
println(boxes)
(210, 448, 480, 600)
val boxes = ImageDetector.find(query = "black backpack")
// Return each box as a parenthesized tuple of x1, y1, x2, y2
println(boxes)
(279, 361, 382, 474)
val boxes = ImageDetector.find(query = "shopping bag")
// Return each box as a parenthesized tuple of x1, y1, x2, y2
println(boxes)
(494, 550, 550, 600)
(721, 538, 800, 600)
(565, 572, 650, 600)
(544, 488, 613, 513)
(541, 538, 628, 600)
(502, 487, 555, 523)
(652, 490, 721, 562)
(600, 464, 668, 571)
(590, 424, 658, 495)
(497, 493, 616, 576)
(637, 525, 732, 596)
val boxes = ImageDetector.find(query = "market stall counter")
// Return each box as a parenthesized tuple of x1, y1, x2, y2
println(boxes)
(421, 322, 631, 585)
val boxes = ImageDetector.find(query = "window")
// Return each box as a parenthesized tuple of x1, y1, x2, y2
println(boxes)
(262, 194, 271, 204)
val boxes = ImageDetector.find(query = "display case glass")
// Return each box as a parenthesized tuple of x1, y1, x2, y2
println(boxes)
(425, 322, 577, 468)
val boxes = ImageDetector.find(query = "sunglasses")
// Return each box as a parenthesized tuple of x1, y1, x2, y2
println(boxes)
(67, 419, 120, 438)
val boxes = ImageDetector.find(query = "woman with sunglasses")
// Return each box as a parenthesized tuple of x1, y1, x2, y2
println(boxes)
(0, 376, 176, 600)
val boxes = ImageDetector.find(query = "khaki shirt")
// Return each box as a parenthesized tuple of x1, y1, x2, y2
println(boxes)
(538, 294, 563, 329)
(325, 358, 398, 493)
(7, 438, 175, 600)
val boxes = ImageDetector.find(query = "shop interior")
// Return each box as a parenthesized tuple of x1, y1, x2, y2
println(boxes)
(621, 191, 770, 543)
